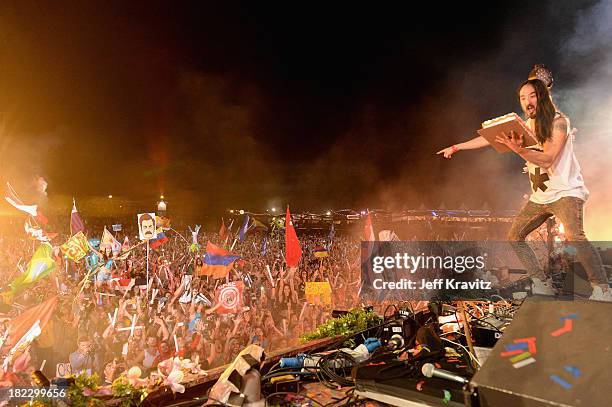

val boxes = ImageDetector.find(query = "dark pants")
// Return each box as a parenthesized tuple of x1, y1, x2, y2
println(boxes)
(508, 196, 607, 285)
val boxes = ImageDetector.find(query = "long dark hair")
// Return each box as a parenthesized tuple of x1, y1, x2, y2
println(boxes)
(517, 79, 556, 144)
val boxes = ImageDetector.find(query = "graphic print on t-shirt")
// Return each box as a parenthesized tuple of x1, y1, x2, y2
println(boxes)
(529, 167, 550, 192)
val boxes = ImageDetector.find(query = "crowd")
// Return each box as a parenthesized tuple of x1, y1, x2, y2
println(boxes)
(0, 215, 363, 387)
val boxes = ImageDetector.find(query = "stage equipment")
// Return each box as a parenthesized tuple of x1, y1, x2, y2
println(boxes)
(470, 298, 612, 407)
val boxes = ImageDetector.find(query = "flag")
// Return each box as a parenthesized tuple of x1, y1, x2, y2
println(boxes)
(101, 227, 122, 253)
(206, 241, 231, 256)
(4, 196, 38, 218)
(219, 219, 228, 242)
(122, 236, 130, 252)
(150, 222, 169, 250)
(221, 219, 234, 247)
(4, 183, 48, 225)
(70, 198, 85, 235)
(238, 214, 250, 242)
(9, 243, 56, 294)
(261, 236, 267, 256)
(201, 253, 241, 279)
(5, 321, 40, 369)
(284, 206, 302, 267)
(215, 281, 244, 314)
(60, 231, 90, 262)
(327, 223, 335, 250)
(251, 217, 268, 232)
(150, 231, 169, 249)
(313, 246, 329, 258)
(360, 211, 377, 299)
(378, 230, 400, 241)
(363, 211, 375, 241)
(24, 218, 56, 243)
(271, 217, 285, 231)
(6, 296, 58, 350)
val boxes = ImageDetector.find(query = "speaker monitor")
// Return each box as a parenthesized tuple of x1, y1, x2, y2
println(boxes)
(470, 297, 612, 406)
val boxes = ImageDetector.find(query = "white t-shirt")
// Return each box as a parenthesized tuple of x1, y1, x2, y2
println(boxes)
(525, 115, 589, 204)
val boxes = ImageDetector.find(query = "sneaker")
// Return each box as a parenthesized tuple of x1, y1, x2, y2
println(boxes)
(589, 286, 612, 302)
(531, 277, 555, 296)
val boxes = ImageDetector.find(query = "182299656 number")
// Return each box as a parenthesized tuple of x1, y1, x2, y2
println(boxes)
(3, 387, 68, 400)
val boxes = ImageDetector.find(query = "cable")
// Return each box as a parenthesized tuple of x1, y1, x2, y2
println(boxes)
(489, 294, 510, 304)
(261, 370, 318, 383)
(316, 350, 356, 388)
(262, 355, 316, 380)
(382, 304, 398, 320)
(263, 361, 281, 375)
(335, 387, 356, 406)
(442, 337, 481, 368)
(463, 308, 504, 333)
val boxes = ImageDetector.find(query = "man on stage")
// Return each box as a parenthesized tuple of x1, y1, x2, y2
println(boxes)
(439, 76, 610, 301)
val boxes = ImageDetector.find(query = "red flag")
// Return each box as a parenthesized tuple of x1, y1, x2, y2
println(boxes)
(284, 206, 302, 267)
(206, 241, 231, 256)
(6, 296, 58, 349)
(219, 219, 228, 242)
(215, 281, 244, 314)
(363, 211, 375, 241)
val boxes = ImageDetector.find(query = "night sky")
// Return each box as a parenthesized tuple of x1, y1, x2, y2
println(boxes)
(0, 1, 603, 215)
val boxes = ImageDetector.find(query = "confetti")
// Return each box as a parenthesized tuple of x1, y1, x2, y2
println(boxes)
(550, 375, 572, 389)
(500, 349, 524, 357)
(550, 319, 573, 337)
(505, 342, 529, 352)
(564, 365, 581, 378)
(509, 352, 532, 363)
(513, 337, 537, 354)
(513, 357, 536, 368)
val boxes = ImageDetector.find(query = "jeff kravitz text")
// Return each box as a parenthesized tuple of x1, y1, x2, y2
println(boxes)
(372, 278, 492, 290)
(369, 252, 493, 292)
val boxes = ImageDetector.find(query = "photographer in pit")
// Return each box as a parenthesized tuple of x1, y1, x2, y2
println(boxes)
(69, 336, 102, 376)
